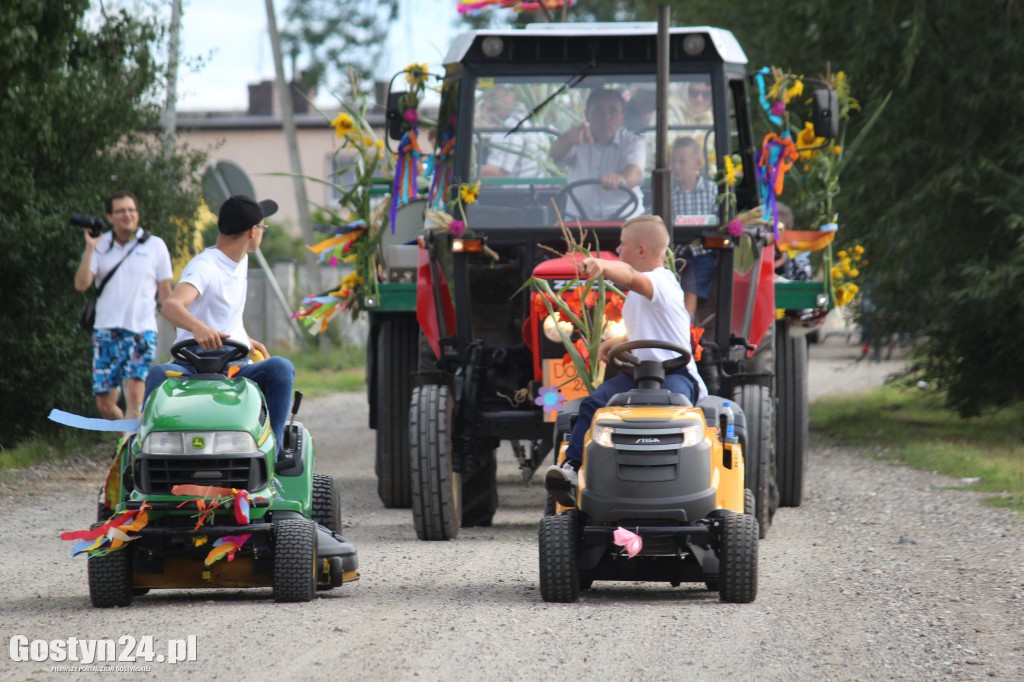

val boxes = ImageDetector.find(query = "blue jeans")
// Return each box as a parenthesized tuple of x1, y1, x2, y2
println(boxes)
(564, 369, 699, 467)
(144, 356, 295, 459)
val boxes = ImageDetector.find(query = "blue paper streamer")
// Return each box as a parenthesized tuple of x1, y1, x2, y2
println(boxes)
(48, 409, 138, 433)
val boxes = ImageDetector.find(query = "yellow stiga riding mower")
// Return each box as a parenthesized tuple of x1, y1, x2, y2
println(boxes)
(538, 341, 758, 603)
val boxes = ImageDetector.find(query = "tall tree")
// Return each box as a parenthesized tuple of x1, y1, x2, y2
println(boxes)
(0, 1, 206, 447)
(281, 0, 399, 97)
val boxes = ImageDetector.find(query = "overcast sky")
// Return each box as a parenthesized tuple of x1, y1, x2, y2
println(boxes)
(171, 0, 462, 111)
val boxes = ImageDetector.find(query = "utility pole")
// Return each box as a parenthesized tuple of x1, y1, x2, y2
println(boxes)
(160, 0, 182, 156)
(264, 0, 323, 314)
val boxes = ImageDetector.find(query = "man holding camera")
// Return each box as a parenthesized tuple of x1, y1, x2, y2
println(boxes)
(74, 190, 173, 422)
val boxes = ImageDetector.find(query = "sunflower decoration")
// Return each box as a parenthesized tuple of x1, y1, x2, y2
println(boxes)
(831, 243, 866, 307)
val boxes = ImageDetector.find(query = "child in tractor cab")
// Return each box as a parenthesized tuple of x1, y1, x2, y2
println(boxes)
(545, 215, 709, 505)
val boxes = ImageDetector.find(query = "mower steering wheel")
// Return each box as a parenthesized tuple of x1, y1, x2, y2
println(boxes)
(554, 179, 639, 221)
(170, 338, 250, 374)
(609, 339, 691, 374)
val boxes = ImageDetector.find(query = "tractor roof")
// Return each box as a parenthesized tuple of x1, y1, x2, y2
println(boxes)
(445, 24, 747, 68)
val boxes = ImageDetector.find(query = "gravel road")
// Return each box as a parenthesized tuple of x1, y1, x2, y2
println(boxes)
(2, 339, 1022, 681)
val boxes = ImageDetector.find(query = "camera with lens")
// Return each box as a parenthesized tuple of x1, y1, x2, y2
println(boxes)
(70, 213, 106, 238)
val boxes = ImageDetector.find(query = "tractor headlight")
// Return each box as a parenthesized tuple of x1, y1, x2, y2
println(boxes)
(142, 431, 259, 455)
(602, 319, 626, 340)
(592, 424, 615, 448)
(542, 314, 574, 343)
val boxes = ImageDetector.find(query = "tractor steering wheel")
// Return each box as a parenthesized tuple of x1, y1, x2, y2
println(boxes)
(554, 179, 639, 222)
(609, 339, 691, 375)
(170, 338, 250, 375)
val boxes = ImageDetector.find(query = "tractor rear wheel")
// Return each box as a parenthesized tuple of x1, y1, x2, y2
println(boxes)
(539, 511, 580, 603)
(735, 383, 776, 538)
(273, 518, 317, 603)
(410, 384, 461, 540)
(775, 320, 808, 507)
(375, 317, 418, 509)
(719, 513, 758, 603)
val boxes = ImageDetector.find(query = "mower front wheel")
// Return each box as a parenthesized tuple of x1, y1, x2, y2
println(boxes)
(719, 513, 758, 603)
(88, 545, 134, 608)
(538, 511, 580, 603)
(273, 518, 317, 603)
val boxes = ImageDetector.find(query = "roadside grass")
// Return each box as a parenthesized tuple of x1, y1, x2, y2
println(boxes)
(279, 343, 367, 397)
(0, 430, 108, 479)
(810, 384, 1024, 516)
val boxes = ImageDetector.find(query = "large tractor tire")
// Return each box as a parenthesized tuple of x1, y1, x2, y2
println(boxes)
(409, 384, 461, 541)
(775, 320, 808, 507)
(461, 448, 498, 528)
(735, 383, 776, 538)
(273, 518, 317, 603)
(719, 513, 759, 603)
(88, 543, 134, 608)
(538, 511, 580, 603)
(312, 473, 341, 532)
(375, 317, 418, 509)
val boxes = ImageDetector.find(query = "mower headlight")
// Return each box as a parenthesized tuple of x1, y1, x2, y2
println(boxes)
(678, 422, 704, 448)
(142, 431, 258, 455)
(592, 424, 615, 448)
(143, 431, 185, 455)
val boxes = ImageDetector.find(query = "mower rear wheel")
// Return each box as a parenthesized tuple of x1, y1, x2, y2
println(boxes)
(538, 512, 580, 603)
(775, 320, 808, 507)
(410, 384, 461, 541)
(273, 518, 317, 603)
(735, 383, 775, 539)
(719, 513, 758, 603)
(374, 317, 418, 509)
(88, 543, 134, 608)
(312, 473, 341, 532)
(461, 448, 498, 528)
(744, 488, 755, 516)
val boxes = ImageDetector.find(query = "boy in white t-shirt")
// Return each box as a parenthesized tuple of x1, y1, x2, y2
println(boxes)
(545, 214, 708, 505)
(144, 195, 295, 458)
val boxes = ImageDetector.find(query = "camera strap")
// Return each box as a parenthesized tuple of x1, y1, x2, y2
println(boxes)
(94, 230, 151, 299)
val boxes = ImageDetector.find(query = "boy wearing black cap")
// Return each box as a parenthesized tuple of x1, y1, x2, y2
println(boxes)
(144, 195, 295, 458)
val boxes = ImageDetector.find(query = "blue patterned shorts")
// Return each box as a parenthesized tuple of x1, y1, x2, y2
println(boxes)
(92, 329, 157, 395)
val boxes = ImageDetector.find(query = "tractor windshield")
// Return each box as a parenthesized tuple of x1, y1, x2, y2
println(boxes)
(467, 73, 720, 228)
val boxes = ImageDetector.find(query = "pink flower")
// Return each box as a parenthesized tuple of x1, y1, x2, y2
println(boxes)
(404, 109, 419, 124)
(728, 219, 744, 237)
(449, 219, 466, 237)
(533, 385, 566, 414)
(770, 100, 786, 117)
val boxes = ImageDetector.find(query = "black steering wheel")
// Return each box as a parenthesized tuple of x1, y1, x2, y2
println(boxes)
(170, 338, 250, 375)
(609, 339, 691, 375)
(554, 179, 639, 221)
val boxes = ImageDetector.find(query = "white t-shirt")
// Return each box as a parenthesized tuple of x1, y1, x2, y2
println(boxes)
(557, 126, 645, 220)
(91, 229, 172, 333)
(621, 266, 708, 401)
(173, 247, 249, 346)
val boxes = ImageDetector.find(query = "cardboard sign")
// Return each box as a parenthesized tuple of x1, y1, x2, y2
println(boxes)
(541, 358, 596, 422)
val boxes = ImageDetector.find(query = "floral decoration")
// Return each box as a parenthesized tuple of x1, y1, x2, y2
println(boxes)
(831, 244, 866, 307)
(534, 385, 567, 414)
(523, 220, 626, 394)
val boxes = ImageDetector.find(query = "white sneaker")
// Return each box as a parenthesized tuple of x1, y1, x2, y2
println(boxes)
(544, 462, 578, 507)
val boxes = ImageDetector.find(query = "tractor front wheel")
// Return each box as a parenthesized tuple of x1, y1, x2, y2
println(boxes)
(775, 319, 808, 507)
(409, 384, 461, 541)
(375, 317, 418, 509)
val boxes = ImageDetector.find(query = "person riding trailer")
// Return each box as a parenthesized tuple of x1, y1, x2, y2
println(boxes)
(545, 214, 708, 505)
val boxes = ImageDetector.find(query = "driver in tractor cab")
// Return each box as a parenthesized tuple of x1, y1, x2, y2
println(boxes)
(545, 215, 709, 505)
(549, 88, 645, 221)
(143, 195, 295, 459)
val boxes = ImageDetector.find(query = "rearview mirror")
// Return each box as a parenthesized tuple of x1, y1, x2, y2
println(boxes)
(387, 89, 407, 141)
(812, 89, 839, 140)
